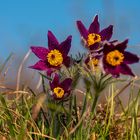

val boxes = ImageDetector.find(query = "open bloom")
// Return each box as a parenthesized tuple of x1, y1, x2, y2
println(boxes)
(77, 15, 113, 50)
(29, 31, 72, 75)
(49, 74, 72, 100)
(102, 39, 139, 77)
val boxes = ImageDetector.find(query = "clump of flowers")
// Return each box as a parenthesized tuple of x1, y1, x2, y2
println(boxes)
(29, 14, 140, 139)
(29, 15, 139, 103)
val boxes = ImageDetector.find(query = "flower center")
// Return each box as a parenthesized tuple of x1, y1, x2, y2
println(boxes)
(87, 33, 101, 47)
(47, 49, 63, 66)
(53, 87, 64, 98)
(88, 58, 99, 67)
(106, 50, 124, 66)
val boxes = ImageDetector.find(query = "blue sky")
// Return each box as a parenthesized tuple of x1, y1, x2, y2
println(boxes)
(0, 0, 140, 59)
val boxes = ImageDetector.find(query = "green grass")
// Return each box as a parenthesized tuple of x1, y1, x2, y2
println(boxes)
(0, 55, 140, 140)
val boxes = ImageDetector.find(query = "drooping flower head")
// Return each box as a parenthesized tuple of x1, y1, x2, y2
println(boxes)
(29, 31, 72, 75)
(77, 15, 113, 50)
(102, 39, 139, 77)
(49, 74, 72, 100)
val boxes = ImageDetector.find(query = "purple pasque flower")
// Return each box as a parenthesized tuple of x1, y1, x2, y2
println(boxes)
(102, 39, 139, 77)
(85, 53, 102, 71)
(49, 74, 72, 100)
(77, 15, 113, 50)
(29, 31, 72, 75)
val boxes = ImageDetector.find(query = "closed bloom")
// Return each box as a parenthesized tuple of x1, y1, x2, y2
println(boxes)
(102, 39, 139, 77)
(29, 31, 72, 75)
(49, 74, 72, 100)
(77, 15, 113, 50)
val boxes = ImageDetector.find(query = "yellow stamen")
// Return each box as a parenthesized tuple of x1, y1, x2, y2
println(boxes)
(87, 33, 101, 47)
(106, 50, 124, 66)
(88, 58, 99, 67)
(47, 49, 63, 66)
(53, 87, 64, 98)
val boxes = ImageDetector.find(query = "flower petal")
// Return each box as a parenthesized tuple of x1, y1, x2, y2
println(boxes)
(103, 42, 116, 54)
(31, 46, 48, 60)
(77, 21, 88, 39)
(60, 78, 72, 91)
(89, 43, 100, 50)
(48, 30, 59, 50)
(99, 25, 113, 41)
(104, 65, 120, 77)
(29, 60, 48, 70)
(50, 73, 60, 90)
(52, 94, 63, 100)
(85, 56, 90, 65)
(103, 58, 120, 77)
(89, 15, 100, 33)
(119, 64, 135, 76)
(103, 39, 128, 54)
(116, 39, 128, 51)
(46, 69, 54, 76)
(63, 56, 71, 67)
(59, 36, 72, 56)
(110, 40, 118, 44)
(63, 90, 71, 98)
(124, 51, 139, 64)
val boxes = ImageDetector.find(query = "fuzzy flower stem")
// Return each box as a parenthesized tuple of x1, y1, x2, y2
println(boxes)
(91, 90, 100, 113)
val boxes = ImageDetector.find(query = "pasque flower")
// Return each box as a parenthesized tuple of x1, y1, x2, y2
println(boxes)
(102, 39, 139, 77)
(29, 31, 72, 75)
(77, 15, 113, 50)
(49, 74, 72, 100)
(85, 53, 102, 71)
